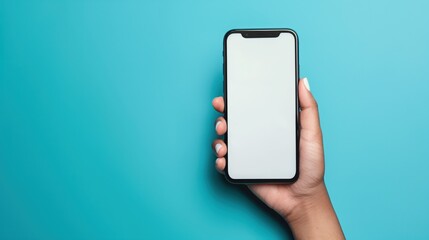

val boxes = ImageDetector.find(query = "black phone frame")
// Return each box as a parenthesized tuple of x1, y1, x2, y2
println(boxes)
(223, 28, 300, 184)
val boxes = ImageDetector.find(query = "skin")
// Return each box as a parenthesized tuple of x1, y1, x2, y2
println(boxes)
(212, 78, 345, 240)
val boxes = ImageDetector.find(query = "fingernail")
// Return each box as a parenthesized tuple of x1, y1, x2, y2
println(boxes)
(215, 143, 222, 154)
(303, 77, 310, 92)
(215, 121, 221, 130)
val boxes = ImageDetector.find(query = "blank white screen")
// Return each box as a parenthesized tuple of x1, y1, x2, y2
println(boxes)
(226, 32, 296, 179)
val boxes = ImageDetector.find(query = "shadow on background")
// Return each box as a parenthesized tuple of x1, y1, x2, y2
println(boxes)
(205, 71, 293, 239)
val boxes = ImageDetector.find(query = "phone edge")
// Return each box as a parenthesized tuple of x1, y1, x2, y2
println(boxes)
(223, 28, 300, 184)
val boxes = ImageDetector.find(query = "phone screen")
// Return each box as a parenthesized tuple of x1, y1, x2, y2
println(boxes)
(225, 31, 298, 181)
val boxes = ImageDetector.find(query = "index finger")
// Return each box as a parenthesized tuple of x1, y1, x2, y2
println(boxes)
(212, 96, 224, 113)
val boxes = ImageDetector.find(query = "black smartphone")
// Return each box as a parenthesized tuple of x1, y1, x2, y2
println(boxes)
(223, 29, 299, 184)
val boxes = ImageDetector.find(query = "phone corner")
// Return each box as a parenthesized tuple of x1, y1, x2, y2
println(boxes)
(223, 29, 238, 43)
(284, 28, 299, 43)
(224, 168, 240, 184)
(288, 169, 299, 183)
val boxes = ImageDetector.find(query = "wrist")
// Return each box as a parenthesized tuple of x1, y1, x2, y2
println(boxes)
(284, 182, 328, 223)
(284, 182, 345, 240)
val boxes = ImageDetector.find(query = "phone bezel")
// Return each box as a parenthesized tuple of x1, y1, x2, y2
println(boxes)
(223, 28, 300, 184)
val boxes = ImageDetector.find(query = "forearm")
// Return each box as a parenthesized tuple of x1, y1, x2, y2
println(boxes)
(285, 183, 345, 240)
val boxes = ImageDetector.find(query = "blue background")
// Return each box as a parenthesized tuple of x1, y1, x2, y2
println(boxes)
(1, 0, 428, 239)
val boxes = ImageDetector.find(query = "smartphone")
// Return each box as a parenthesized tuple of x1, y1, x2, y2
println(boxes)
(223, 29, 299, 183)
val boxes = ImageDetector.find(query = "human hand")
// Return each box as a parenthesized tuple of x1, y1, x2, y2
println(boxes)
(212, 78, 344, 240)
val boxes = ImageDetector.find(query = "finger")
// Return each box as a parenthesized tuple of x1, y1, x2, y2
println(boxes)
(212, 139, 227, 158)
(299, 77, 321, 133)
(212, 96, 225, 113)
(215, 157, 226, 174)
(214, 117, 227, 135)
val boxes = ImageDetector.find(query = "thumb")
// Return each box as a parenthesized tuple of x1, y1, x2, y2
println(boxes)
(299, 78, 322, 135)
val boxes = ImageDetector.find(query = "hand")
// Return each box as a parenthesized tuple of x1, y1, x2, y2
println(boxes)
(212, 78, 344, 240)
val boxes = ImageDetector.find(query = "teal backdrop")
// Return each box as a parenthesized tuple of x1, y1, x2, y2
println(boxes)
(1, 0, 429, 239)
